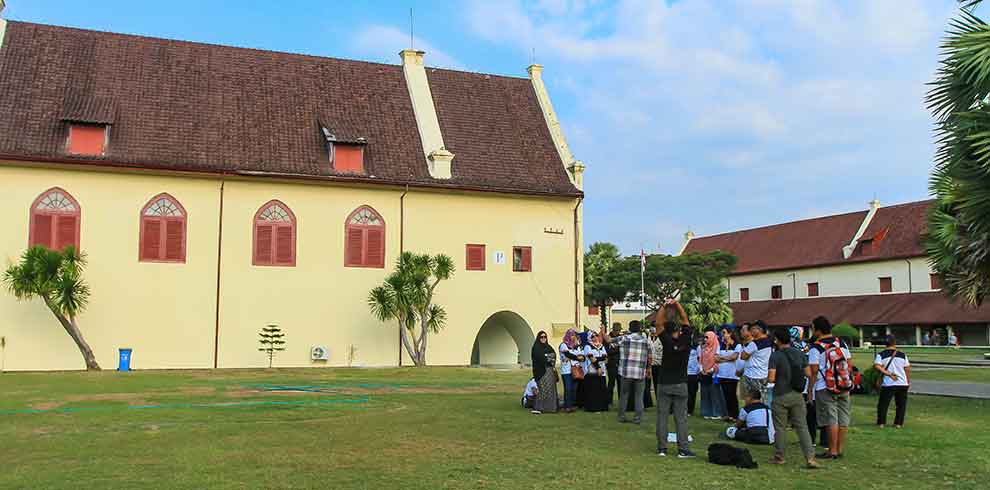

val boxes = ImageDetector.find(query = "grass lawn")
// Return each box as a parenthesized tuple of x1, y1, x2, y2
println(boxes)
(2, 367, 989, 489)
(852, 347, 987, 364)
(911, 367, 990, 383)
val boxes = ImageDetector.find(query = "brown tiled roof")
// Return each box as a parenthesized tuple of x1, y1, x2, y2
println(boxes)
(683, 200, 934, 274)
(730, 292, 990, 326)
(0, 21, 580, 197)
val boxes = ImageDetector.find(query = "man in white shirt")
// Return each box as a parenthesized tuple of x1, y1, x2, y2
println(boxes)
(522, 378, 538, 409)
(740, 321, 772, 402)
(807, 316, 852, 460)
(874, 336, 910, 428)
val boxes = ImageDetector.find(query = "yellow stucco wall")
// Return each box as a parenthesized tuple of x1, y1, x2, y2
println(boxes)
(0, 164, 581, 371)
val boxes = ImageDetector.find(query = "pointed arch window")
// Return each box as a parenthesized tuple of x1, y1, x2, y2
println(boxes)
(29, 187, 81, 251)
(344, 206, 385, 268)
(139, 193, 187, 263)
(253, 200, 296, 266)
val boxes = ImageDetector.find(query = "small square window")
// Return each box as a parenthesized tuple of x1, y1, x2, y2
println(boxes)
(739, 288, 750, 301)
(771, 285, 782, 299)
(465, 244, 486, 271)
(879, 277, 892, 293)
(807, 282, 819, 297)
(68, 124, 107, 156)
(513, 246, 532, 272)
(333, 144, 364, 174)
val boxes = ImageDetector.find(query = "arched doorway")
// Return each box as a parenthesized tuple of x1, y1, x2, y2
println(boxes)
(470, 311, 535, 366)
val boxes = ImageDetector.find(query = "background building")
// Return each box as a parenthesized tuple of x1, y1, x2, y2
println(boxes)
(0, 19, 586, 370)
(683, 199, 990, 346)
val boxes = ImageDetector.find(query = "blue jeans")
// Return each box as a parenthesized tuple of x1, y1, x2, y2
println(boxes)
(562, 373, 576, 409)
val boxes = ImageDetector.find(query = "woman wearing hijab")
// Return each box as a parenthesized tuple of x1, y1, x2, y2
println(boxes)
(699, 330, 727, 420)
(582, 332, 610, 412)
(531, 331, 559, 414)
(559, 329, 585, 413)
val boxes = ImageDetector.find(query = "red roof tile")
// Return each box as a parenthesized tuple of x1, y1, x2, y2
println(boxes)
(730, 292, 990, 326)
(683, 200, 934, 274)
(0, 21, 580, 197)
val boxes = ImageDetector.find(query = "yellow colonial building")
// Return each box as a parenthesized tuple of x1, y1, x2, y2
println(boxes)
(0, 18, 587, 371)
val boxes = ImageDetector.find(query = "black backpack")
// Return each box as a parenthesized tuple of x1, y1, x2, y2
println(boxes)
(707, 443, 758, 469)
(784, 348, 807, 394)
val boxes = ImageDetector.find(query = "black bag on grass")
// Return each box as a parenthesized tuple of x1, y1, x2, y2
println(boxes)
(707, 443, 758, 469)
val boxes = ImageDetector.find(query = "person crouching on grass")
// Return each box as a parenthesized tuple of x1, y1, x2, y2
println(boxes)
(522, 377, 538, 409)
(723, 390, 774, 446)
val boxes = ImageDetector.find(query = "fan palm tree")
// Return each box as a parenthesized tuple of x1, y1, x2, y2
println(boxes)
(3, 246, 100, 370)
(584, 242, 623, 328)
(368, 252, 453, 366)
(926, 0, 990, 307)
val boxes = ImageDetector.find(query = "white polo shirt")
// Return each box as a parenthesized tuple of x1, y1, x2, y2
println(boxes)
(808, 336, 852, 392)
(743, 337, 772, 379)
(874, 349, 910, 387)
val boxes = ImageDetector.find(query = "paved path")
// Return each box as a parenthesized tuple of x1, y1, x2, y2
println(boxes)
(910, 380, 990, 399)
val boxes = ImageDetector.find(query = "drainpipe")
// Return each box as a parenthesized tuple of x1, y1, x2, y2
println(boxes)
(788, 273, 797, 299)
(213, 178, 226, 369)
(399, 184, 409, 367)
(904, 258, 913, 293)
(574, 196, 584, 329)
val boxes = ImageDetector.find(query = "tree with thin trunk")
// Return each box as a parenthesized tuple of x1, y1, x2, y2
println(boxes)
(368, 252, 453, 367)
(926, 0, 990, 306)
(583, 242, 624, 329)
(3, 246, 100, 370)
(258, 324, 286, 368)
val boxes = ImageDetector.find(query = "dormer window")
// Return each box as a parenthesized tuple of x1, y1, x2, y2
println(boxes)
(320, 124, 365, 174)
(860, 238, 874, 256)
(67, 123, 108, 156)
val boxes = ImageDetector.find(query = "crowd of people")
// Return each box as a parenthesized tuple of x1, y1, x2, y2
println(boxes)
(523, 300, 912, 469)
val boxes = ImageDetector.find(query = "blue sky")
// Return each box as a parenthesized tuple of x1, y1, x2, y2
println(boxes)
(5, 0, 962, 255)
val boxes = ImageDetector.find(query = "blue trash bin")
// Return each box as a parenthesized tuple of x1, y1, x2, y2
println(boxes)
(118, 348, 132, 371)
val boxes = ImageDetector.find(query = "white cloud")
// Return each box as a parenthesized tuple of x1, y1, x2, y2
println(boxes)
(351, 25, 464, 69)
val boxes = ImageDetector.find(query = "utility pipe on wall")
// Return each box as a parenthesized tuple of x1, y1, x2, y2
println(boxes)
(399, 184, 409, 367)
(213, 178, 226, 369)
(904, 258, 913, 293)
(574, 197, 584, 329)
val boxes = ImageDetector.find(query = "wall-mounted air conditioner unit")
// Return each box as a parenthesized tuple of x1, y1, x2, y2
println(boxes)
(311, 346, 329, 361)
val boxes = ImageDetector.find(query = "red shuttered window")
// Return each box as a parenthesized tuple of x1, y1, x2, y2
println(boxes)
(334, 145, 364, 174)
(807, 282, 820, 297)
(879, 277, 892, 293)
(344, 206, 385, 268)
(930, 273, 940, 290)
(139, 193, 187, 263)
(739, 288, 749, 301)
(771, 285, 782, 299)
(29, 188, 81, 251)
(512, 246, 532, 272)
(253, 200, 296, 267)
(466, 244, 486, 271)
(67, 124, 107, 156)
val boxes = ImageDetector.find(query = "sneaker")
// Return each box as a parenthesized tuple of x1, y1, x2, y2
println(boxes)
(893, 425, 903, 429)
(677, 449, 696, 459)
(806, 460, 821, 469)
(657, 448, 668, 457)
(816, 453, 838, 460)
(530, 410, 541, 414)
(878, 424, 885, 429)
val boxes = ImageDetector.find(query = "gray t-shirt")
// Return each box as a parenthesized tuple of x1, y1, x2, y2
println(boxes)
(768, 347, 807, 397)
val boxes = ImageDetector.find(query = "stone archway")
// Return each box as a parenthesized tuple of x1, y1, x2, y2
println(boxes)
(470, 311, 535, 366)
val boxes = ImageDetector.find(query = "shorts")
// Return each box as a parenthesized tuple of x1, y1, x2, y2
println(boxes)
(815, 389, 851, 427)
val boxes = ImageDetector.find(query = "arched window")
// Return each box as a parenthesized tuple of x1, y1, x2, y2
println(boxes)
(344, 206, 385, 268)
(29, 187, 81, 251)
(253, 200, 296, 266)
(139, 193, 187, 263)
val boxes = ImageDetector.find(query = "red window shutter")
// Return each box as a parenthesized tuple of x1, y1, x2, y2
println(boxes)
(255, 224, 274, 264)
(165, 220, 184, 261)
(346, 228, 364, 266)
(55, 215, 77, 250)
(930, 274, 939, 290)
(807, 282, 819, 297)
(275, 225, 293, 264)
(771, 285, 782, 299)
(466, 245, 485, 271)
(68, 124, 106, 156)
(365, 228, 384, 267)
(522, 247, 532, 272)
(142, 218, 162, 260)
(740, 288, 749, 301)
(879, 277, 892, 293)
(32, 214, 53, 248)
(334, 145, 364, 173)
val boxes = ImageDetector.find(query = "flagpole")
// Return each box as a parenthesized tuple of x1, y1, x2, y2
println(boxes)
(640, 249, 646, 323)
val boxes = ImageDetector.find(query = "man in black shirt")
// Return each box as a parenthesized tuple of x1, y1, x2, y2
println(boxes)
(654, 299, 695, 459)
(768, 329, 819, 469)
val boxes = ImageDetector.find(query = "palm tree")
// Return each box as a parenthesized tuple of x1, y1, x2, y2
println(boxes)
(368, 252, 453, 366)
(926, 0, 990, 306)
(584, 242, 622, 328)
(3, 246, 100, 370)
(681, 280, 732, 330)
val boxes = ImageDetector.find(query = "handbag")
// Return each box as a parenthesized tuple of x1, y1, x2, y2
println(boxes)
(874, 349, 897, 390)
(571, 363, 585, 380)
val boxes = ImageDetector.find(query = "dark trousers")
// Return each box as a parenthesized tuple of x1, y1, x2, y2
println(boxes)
(656, 383, 690, 451)
(686, 374, 699, 415)
(806, 399, 829, 446)
(618, 377, 645, 423)
(719, 379, 739, 419)
(607, 369, 619, 405)
(877, 386, 909, 426)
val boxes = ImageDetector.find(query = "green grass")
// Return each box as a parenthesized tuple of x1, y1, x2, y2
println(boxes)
(853, 347, 988, 364)
(2, 367, 989, 489)
(911, 367, 990, 383)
